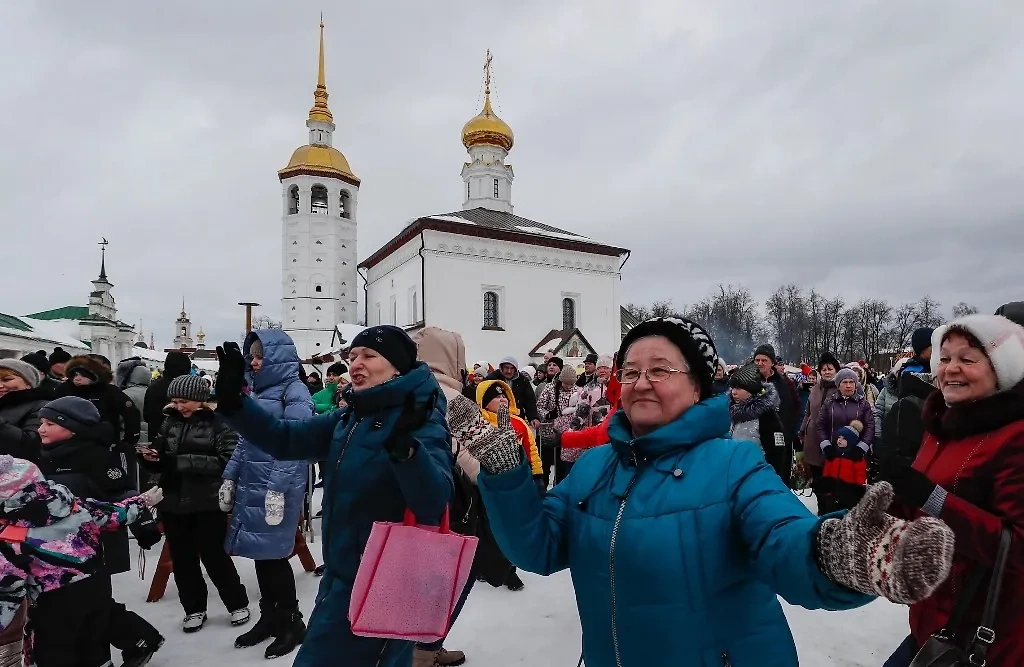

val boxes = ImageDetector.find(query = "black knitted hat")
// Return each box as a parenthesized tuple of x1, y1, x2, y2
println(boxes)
(350, 325, 418, 375)
(617, 317, 719, 399)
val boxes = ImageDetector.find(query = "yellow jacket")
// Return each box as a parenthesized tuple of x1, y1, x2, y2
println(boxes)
(476, 380, 543, 476)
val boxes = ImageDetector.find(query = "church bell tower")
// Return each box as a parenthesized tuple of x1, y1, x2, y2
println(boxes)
(278, 19, 360, 361)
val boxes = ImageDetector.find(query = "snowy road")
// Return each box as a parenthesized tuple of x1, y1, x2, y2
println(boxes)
(113, 495, 909, 666)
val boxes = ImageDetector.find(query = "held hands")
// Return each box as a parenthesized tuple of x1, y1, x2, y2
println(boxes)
(215, 342, 246, 414)
(218, 480, 236, 513)
(265, 491, 285, 526)
(446, 394, 523, 475)
(140, 486, 164, 508)
(815, 482, 954, 604)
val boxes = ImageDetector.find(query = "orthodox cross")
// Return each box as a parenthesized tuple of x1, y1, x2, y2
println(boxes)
(483, 49, 493, 96)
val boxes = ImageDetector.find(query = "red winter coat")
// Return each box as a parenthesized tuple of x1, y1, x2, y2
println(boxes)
(901, 380, 1024, 666)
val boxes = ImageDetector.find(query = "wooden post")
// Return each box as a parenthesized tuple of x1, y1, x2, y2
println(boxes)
(238, 302, 260, 334)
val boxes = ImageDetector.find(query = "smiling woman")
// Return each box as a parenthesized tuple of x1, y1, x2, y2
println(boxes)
(452, 316, 956, 667)
(879, 314, 1024, 666)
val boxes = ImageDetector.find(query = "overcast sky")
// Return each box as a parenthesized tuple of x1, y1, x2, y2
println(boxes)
(2, 1, 1021, 347)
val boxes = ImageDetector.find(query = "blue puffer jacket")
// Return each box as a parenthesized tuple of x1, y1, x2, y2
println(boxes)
(223, 329, 313, 560)
(226, 361, 454, 667)
(478, 393, 873, 667)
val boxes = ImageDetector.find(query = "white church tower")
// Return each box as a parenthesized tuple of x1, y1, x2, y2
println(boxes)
(278, 20, 360, 361)
(461, 50, 515, 214)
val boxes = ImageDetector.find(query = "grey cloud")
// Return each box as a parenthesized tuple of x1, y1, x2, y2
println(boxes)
(1, 1, 1021, 348)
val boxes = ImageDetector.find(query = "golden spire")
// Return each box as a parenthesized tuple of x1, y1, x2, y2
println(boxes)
(461, 49, 514, 152)
(308, 17, 334, 125)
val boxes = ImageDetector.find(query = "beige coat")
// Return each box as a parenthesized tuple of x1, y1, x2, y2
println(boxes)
(411, 327, 482, 483)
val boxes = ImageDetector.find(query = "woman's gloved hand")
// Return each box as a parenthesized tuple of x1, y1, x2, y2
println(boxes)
(384, 391, 438, 462)
(218, 480, 236, 513)
(815, 482, 954, 604)
(265, 491, 285, 526)
(447, 395, 523, 475)
(215, 342, 246, 414)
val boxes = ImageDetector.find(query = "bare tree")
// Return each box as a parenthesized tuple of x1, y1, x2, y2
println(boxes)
(915, 296, 944, 328)
(240, 315, 283, 339)
(765, 284, 809, 363)
(623, 302, 651, 323)
(888, 302, 918, 352)
(686, 284, 765, 364)
(951, 302, 979, 319)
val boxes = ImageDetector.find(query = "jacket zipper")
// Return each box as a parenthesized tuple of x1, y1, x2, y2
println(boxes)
(325, 417, 363, 558)
(609, 457, 639, 667)
(721, 650, 732, 666)
(374, 639, 390, 667)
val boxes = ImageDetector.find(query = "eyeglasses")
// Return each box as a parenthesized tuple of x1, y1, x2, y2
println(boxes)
(615, 366, 689, 384)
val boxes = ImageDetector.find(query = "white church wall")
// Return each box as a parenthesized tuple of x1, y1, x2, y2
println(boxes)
(364, 239, 423, 328)
(366, 230, 622, 366)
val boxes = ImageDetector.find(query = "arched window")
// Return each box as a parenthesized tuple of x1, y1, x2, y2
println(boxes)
(483, 291, 499, 328)
(493, 178, 499, 198)
(562, 297, 576, 331)
(315, 285, 322, 293)
(311, 184, 329, 214)
(287, 185, 299, 215)
(339, 190, 351, 219)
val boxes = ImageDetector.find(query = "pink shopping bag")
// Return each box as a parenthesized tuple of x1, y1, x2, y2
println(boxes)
(349, 508, 479, 643)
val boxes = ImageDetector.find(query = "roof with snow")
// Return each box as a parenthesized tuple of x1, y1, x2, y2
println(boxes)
(359, 207, 628, 270)
(0, 312, 91, 351)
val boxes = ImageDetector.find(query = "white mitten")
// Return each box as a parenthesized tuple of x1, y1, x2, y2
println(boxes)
(265, 491, 285, 526)
(140, 486, 164, 508)
(218, 480, 236, 513)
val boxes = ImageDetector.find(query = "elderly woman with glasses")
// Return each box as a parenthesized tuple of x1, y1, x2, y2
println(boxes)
(446, 318, 956, 667)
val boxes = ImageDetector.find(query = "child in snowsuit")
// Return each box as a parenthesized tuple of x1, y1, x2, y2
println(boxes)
(814, 420, 868, 515)
(0, 454, 161, 666)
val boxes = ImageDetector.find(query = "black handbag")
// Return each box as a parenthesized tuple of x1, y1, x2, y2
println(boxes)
(909, 528, 1012, 666)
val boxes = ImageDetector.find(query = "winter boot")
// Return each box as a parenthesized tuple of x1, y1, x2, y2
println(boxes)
(413, 647, 439, 667)
(505, 571, 525, 591)
(235, 600, 275, 649)
(435, 647, 467, 666)
(264, 603, 305, 660)
(120, 635, 165, 667)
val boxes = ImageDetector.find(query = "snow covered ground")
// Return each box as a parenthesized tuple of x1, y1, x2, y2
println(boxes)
(112, 493, 909, 666)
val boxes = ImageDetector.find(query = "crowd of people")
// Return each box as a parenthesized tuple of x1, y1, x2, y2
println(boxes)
(0, 299, 1021, 666)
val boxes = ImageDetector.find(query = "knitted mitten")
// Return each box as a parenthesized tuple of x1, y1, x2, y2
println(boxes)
(218, 480, 235, 513)
(264, 491, 285, 526)
(446, 394, 522, 474)
(815, 482, 954, 604)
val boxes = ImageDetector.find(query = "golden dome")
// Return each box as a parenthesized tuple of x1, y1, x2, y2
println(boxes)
(461, 50, 513, 152)
(462, 95, 514, 152)
(278, 144, 360, 184)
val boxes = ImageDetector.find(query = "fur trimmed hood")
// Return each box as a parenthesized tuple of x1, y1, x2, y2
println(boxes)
(729, 382, 779, 423)
(115, 356, 147, 389)
(64, 355, 113, 385)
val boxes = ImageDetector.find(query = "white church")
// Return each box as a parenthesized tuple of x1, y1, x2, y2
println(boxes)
(280, 27, 629, 366)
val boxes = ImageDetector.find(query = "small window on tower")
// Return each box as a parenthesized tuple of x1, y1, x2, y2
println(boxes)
(315, 240, 323, 245)
(315, 286, 322, 293)
(311, 184, 329, 214)
(287, 185, 299, 215)
(467, 181, 471, 199)
(315, 306, 322, 311)
(316, 258, 323, 263)
(340, 191, 351, 219)
(493, 179, 499, 198)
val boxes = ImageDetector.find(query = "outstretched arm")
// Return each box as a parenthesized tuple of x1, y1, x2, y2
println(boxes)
(223, 395, 339, 462)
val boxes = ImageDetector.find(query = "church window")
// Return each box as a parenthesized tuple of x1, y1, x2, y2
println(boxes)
(339, 191, 351, 219)
(467, 181, 471, 199)
(288, 186, 299, 215)
(315, 240, 322, 245)
(562, 298, 576, 331)
(390, 296, 397, 325)
(311, 184, 329, 214)
(316, 258, 323, 263)
(315, 286, 322, 293)
(483, 291, 500, 328)
(292, 241, 298, 245)
(493, 179, 499, 198)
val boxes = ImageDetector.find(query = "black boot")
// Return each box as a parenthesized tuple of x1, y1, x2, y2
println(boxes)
(121, 635, 165, 667)
(235, 600, 275, 649)
(264, 603, 306, 660)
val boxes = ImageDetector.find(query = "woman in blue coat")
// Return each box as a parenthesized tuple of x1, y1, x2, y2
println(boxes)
(447, 317, 955, 667)
(215, 325, 453, 667)
(218, 329, 313, 657)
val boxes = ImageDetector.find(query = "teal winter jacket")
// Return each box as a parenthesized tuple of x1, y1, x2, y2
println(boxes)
(226, 361, 454, 667)
(478, 393, 872, 667)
